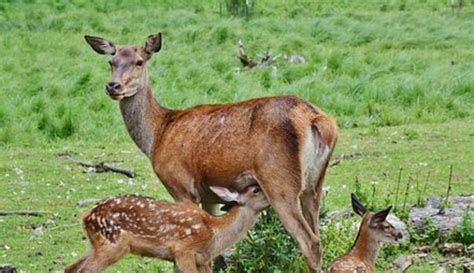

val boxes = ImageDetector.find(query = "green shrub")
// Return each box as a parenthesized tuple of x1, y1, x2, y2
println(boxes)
(449, 210, 474, 245)
(229, 209, 305, 273)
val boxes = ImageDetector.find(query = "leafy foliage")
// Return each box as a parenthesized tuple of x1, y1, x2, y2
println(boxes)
(229, 209, 305, 273)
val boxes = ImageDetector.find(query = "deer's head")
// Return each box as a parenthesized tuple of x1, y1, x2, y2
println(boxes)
(84, 33, 162, 101)
(351, 193, 403, 243)
(210, 185, 269, 212)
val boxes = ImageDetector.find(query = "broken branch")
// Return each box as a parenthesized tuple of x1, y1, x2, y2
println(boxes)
(57, 154, 136, 178)
(0, 210, 46, 217)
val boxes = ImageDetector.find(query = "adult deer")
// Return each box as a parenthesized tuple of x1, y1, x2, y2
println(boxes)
(327, 194, 403, 273)
(84, 32, 338, 272)
(65, 185, 269, 273)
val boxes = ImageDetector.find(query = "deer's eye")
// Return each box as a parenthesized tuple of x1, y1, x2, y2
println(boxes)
(253, 188, 261, 194)
(136, 60, 144, 66)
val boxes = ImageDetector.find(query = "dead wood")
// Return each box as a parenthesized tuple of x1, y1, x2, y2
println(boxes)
(57, 154, 136, 178)
(0, 210, 46, 217)
(76, 198, 101, 207)
(237, 40, 278, 69)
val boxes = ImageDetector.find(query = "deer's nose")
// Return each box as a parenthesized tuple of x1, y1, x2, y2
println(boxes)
(396, 232, 403, 241)
(105, 81, 122, 94)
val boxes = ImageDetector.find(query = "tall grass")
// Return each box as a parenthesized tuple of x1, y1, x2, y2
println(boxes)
(0, 0, 473, 146)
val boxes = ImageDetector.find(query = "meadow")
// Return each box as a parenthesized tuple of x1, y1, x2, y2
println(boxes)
(0, 0, 473, 272)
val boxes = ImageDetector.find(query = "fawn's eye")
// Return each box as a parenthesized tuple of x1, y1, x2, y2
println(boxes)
(136, 60, 144, 66)
(253, 188, 260, 193)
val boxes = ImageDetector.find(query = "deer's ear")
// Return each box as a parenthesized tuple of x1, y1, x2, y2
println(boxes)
(145, 32, 162, 57)
(84, 35, 116, 55)
(351, 193, 367, 217)
(210, 186, 239, 203)
(370, 206, 392, 225)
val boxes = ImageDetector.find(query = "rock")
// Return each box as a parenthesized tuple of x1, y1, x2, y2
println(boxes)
(387, 215, 410, 242)
(438, 243, 465, 256)
(409, 194, 473, 236)
(323, 208, 352, 220)
(427, 195, 443, 209)
(393, 255, 412, 272)
(450, 195, 474, 211)
(392, 253, 429, 272)
(435, 267, 447, 273)
(415, 245, 432, 253)
(0, 264, 16, 273)
(33, 227, 43, 237)
(464, 260, 474, 273)
(467, 244, 474, 257)
(0, 244, 10, 250)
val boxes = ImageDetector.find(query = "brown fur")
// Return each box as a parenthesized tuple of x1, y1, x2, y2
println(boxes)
(327, 197, 402, 273)
(65, 186, 269, 273)
(84, 33, 338, 272)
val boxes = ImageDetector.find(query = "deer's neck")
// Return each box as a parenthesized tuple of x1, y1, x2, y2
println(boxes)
(350, 225, 380, 267)
(119, 80, 169, 158)
(208, 206, 259, 259)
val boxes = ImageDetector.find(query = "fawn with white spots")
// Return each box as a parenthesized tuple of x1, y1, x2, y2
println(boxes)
(65, 185, 269, 273)
(327, 194, 403, 273)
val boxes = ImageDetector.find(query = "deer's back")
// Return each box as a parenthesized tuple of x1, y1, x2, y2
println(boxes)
(153, 96, 335, 185)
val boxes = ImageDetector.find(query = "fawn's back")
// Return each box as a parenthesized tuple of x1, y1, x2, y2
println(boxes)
(83, 195, 212, 259)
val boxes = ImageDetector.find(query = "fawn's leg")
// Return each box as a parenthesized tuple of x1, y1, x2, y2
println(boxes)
(175, 251, 198, 273)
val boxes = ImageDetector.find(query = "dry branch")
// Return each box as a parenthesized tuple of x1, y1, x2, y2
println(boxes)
(57, 154, 136, 178)
(74, 160, 136, 178)
(237, 40, 278, 69)
(0, 210, 46, 217)
(76, 198, 101, 207)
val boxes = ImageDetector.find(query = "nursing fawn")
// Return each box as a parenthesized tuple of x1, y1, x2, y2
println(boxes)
(65, 185, 269, 273)
(327, 194, 403, 273)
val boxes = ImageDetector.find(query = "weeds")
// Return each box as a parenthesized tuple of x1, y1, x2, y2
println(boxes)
(229, 209, 305, 273)
(449, 210, 474, 245)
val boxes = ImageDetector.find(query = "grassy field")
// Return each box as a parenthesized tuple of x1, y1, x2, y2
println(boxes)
(1, 0, 473, 272)
(1, 119, 472, 272)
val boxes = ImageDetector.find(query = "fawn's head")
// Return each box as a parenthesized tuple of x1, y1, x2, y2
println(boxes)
(351, 193, 403, 243)
(210, 185, 269, 212)
(84, 33, 162, 101)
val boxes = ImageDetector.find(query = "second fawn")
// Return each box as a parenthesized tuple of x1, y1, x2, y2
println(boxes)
(327, 194, 403, 273)
(65, 185, 269, 273)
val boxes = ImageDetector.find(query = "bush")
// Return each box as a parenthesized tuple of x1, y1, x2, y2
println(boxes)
(449, 210, 474, 245)
(229, 209, 305, 273)
(230, 209, 365, 272)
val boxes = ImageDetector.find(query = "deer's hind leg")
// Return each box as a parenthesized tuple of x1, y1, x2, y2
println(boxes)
(256, 162, 322, 272)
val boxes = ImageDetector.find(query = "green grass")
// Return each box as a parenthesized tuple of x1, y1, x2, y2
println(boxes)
(0, 0, 473, 145)
(0, 0, 473, 272)
(1, 119, 472, 271)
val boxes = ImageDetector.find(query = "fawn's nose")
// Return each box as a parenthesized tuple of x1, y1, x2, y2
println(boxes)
(105, 81, 122, 94)
(396, 232, 403, 241)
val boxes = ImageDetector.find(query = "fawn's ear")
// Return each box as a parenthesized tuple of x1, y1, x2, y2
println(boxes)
(144, 32, 162, 58)
(84, 35, 116, 55)
(210, 186, 239, 203)
(351, 193, 367, 217)
(370, 206, 392, 225)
